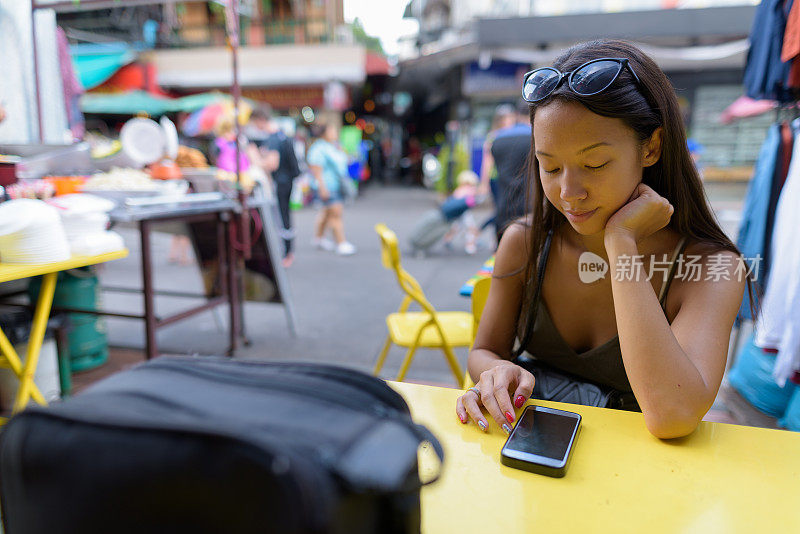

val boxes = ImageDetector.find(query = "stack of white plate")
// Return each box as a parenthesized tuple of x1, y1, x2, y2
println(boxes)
(48, 194, 124, 256)
(0, 199, 71, 264)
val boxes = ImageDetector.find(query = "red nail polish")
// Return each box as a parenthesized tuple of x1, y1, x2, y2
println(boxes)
(505, 411, 514, 424)
(458, 414, 466, 423)
(514, 395, 525, 408)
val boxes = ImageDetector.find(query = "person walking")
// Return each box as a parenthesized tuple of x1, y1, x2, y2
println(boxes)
(307, 122, 357, 256)
(249, 106, 301, 268)
(486, 102, 533, 244)
(478, 104, 517, 242)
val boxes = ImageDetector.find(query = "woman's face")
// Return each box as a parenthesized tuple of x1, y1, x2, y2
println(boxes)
(533, 100, 660, 236)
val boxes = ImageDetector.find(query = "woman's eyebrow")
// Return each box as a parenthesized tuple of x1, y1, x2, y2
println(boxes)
(535, 142, 611, 158)
(577, 142, 611, 154)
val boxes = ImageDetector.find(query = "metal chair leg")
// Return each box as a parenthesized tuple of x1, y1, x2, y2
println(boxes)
(396, 344, 419, 383)
(441, 344, 465, 388)
(373, 335, 392, 375)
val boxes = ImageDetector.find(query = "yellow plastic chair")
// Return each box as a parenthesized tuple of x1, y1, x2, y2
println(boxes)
(373, 224, 471, 387)
(464, 276, 491, 389)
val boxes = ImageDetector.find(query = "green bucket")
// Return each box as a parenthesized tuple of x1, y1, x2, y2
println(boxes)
(29, 267, 108, 372)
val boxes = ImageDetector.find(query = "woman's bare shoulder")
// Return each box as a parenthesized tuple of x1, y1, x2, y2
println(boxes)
(667, 238, 745, 313)
(494, 220, 533, 278)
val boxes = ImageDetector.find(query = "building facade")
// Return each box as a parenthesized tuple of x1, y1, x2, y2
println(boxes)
(399, 0, 765, 172)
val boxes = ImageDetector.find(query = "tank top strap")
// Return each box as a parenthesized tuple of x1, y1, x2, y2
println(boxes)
(657, 236, 690, 307)
(532, 229, 554, 308)
(514, 229, 553, 358)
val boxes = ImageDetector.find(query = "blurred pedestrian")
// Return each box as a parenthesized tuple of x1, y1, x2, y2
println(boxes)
(307, 122, 357, 256)
(210, 116, 251, 174)
(442, 170, 482, 254)
(489, 101, 532, 243)
(250, 106, 301, 268)
(478, 104, 517, 241)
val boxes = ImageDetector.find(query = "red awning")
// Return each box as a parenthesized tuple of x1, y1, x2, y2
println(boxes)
(90, 63, 170, 97)
(366, 51, 391, 76)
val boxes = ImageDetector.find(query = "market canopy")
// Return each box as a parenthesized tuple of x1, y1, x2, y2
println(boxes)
(80, 90, 173, 116)
(80, 91, 249, 116)
(70, 43, 138, 90)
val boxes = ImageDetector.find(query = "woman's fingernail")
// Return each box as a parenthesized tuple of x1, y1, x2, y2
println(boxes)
(504, 411, 514, 424)
(502, 424, 512, 434)
(478, 420, 487, 431)
(458, 413, 466, 424)
(514, 395, 525, 408)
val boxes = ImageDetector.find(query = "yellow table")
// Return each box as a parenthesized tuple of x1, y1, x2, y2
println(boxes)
(390, 381, 800, 533)
(0, 250, 128, 416)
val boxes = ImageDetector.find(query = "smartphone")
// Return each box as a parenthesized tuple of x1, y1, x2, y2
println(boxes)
(500, 405, 581, 478)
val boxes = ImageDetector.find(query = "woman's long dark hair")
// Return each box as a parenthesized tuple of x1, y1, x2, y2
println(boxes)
(513, 39, 756, 343)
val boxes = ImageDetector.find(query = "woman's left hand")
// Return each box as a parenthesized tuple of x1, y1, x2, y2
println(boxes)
(604, 183, 673, 244)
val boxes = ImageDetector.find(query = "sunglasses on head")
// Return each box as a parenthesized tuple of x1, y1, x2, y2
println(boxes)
(521, 58, 641, 103)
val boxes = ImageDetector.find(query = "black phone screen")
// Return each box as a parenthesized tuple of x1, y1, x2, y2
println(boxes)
(505, 406, 580, 461)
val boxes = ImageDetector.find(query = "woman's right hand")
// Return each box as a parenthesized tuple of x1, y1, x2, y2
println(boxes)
(319, 185, 330, 201)
(455, 361, 535, 433)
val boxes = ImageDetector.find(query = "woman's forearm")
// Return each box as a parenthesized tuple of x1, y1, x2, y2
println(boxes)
(605, 234, 712, 438)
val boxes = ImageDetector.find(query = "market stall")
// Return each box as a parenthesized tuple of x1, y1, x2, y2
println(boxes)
(0, 0, 297, 371)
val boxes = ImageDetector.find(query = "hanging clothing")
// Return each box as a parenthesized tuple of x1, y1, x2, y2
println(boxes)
(781, 0, 800, 88)
(736, 123, 780, 321)
(56, 27, 84, 139)
(763, 120, 795, 277)
(755, 128, 800, 387)
(782, 0, 800, 61)
(744, 0, 795, 103)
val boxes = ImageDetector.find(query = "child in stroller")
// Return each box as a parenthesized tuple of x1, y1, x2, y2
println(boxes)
(409, 170, 483, 255)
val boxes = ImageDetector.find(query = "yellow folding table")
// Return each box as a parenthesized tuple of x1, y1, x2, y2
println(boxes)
(390, 381, 800, 533)
(0, 250, 128, 418)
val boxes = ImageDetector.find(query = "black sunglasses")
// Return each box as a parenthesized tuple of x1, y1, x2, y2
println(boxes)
(521, 58, 641, 103)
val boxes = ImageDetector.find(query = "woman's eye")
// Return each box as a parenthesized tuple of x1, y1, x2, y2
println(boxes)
(586, 162, 609, 170)
(542, 168, 560, 174)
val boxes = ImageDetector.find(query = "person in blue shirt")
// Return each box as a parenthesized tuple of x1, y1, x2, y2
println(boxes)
(307, 122, 356, 256)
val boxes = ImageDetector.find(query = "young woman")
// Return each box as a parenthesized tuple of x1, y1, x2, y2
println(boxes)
(307, 122, 357, 256)
(455, 40, 750, 439)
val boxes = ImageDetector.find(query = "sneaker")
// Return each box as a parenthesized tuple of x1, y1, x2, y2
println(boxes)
(335, 241, 357, 256)
(312, 237, 335, 251)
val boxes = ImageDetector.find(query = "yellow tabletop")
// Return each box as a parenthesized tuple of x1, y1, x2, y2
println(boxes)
(0, 250, 129, 283)
(389, 381, 800, 534)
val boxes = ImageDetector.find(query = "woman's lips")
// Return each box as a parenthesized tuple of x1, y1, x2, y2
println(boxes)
(564, 208, 598, 223)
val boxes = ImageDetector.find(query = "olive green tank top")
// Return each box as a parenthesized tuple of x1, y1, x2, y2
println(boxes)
(518, 232, 690, 394)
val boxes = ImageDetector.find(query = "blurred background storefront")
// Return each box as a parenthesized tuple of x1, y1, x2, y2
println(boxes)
(397, 0, 766, 184)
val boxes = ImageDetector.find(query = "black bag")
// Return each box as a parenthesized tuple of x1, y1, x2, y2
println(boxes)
(0, 356, 443, 534)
